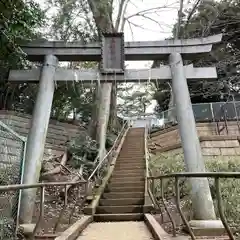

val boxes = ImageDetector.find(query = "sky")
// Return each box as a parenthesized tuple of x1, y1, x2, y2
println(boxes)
(120, 0, 179, 69)
(35, 0, 188, 113)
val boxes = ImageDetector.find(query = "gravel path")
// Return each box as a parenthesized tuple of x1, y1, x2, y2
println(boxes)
(77, 221, 154, 240)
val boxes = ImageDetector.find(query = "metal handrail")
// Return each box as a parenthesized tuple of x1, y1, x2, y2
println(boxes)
(216, 103, 229, 135)
(0, 180, 87, 239)
(158, 101, 240, 133)
(148, 172, 240, 179)
(145, 128, 177, 236)
(88, 121, 129, 181)
(0, 180, 86, 191)
(0, 120, 27, 142)
(148, 172, 240, 240)
(144, 126, 149, 179)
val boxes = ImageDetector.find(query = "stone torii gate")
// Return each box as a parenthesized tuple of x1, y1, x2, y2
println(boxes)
(9, 33, 222, 225)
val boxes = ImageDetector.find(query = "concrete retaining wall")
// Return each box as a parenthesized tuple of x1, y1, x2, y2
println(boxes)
(0, 111, 85, 167)
(150, 122, 240, 158)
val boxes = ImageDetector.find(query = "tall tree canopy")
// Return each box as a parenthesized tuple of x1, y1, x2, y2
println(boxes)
(153, 0, 240, 114)
(0, 0, 44, 111)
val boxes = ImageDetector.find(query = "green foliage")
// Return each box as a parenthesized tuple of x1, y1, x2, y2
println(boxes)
(0, 0, 44, 62)
(0, 0, 97, 122)
(46, 0, 96, 41)
(51, 80, 94, 123)
(117, 83, 153, 117)
(0, 0, 45, 111)
(150, 153, 240, 229)
(66, 130, 117, 178)
(180, 0, 240, 102)
(67, 132, 98, 170)
(154, 0, 240, 113)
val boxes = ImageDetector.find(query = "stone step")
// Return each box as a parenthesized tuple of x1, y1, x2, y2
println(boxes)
(102, 192, 144, 199)
(114, 166, 145, 171)
(119, 151, 144, 157)
(110, 176, 145, 183)
(121, 143, 144, 145)
(120, 151, 144, 154)
(105, 185, 144, 192)
(120, 143, 144, 146)
(114, 162, 145, 166)
(118, 155, 144, 158)
(112, 169, 145, 176)
(108, 181, 144, 188)
(116, 158, 145, 162)
(94, 213, 144, 222)
(96, 205, 143, 214)
(115, 160, 145, 164)
(114, 164, 145, 168)
(116, 158, 144, 161)
(117, 155, 144, 159)
(114, 167, 145, 172)
(120, 144, 144, 147)
(112, 172, 144, 178)
(99, 198, 144, 206)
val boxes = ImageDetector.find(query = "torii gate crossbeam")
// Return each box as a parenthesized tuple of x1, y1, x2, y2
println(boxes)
(20, 34, 222, 61)
(9, 65, 217, 82)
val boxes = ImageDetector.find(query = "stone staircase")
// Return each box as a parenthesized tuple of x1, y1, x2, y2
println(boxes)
(94, 127, 146, 222)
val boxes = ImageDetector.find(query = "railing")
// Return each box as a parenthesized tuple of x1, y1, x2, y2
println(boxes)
(157, 101, 240, 134)
(0, 120, 27, 238)
(87, 121, 129, 196)
(0, 180, 87, 239)
(144, 124, 176, 234)
(144, 125, 150, 205)
(215, 101, 240, 135)
(148, 172, 240, 240)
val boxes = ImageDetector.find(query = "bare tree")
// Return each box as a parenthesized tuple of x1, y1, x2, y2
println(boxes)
(86, 0, 178, 161)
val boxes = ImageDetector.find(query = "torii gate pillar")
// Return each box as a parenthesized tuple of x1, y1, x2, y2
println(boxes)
(169, 53, 216, 220)
(19, 55, 58, 223)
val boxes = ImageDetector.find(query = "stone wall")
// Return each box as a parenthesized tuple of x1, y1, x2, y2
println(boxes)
(201, 137, 240, 156)
(0, 110, 85, 165)
(150, 121, 240, 158)
(153, 136, 240, 159)
(150, 121, 240, 153)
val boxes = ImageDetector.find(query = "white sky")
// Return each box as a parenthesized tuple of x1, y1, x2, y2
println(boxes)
(35, 0, 189, 113)
(121, 0, 179, 69)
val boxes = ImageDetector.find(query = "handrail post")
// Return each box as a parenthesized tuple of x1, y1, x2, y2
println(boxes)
(174, 177, 195, 240)
(31, 186, 45, 239)
(215, 177, 235, 240)
(233, 99, 240, 133)
(161, 178, 176, 236)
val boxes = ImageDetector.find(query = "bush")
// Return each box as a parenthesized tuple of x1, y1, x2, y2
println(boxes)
(150, 152, 240, 230)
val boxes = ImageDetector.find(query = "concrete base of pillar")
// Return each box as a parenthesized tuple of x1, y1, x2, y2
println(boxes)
(184, 220, 226, 236)
(19, 224, 36, 237)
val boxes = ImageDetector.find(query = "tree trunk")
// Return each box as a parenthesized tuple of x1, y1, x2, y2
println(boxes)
(87, 0, 115, 160)
(88, 83, 101, 140)
(97, 83, 112, 161)
(109, 81, 117, 130)
(168, 90, 177, 123)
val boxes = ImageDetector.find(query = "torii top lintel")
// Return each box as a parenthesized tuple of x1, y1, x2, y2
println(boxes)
(21, 34, 222, 62)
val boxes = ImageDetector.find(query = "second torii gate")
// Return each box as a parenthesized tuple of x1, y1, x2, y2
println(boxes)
(9, 33, 222, 225)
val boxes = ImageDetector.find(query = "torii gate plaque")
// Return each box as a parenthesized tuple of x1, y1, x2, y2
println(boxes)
(9, 33, 222, 224)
